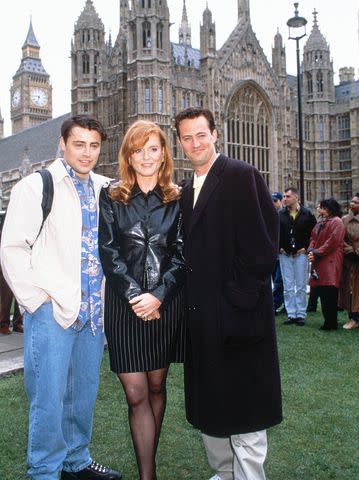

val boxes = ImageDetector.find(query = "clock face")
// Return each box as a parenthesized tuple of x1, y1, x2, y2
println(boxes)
(12, 88, 21, 108)
(30, 87, 48, 107)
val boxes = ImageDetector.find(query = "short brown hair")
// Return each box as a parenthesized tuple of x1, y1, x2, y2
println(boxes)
(61, 115, 107, 143)
(284, 186, 299, 196)
(174, 107, 216, 137)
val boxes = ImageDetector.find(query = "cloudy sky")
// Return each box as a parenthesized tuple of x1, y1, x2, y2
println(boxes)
(1, 0, 358, 136)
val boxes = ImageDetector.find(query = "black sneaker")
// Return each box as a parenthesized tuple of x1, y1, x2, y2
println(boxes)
(283, 317, 296, 325)
(296, 318, 305, 326)
(61, 461, 122, 480)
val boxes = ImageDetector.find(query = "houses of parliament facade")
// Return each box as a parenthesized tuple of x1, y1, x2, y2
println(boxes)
(0, 0, 358, 209)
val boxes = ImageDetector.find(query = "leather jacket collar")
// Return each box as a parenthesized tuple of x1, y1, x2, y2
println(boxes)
(130, 182, 163, 200)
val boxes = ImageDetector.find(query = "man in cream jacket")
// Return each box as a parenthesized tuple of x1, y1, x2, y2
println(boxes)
(1, 115, 121, 480)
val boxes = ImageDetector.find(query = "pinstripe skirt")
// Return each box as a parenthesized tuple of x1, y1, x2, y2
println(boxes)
(104, 283, 186, 373)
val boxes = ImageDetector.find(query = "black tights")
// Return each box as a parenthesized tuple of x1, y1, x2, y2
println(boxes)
(118, 368, 168, 480)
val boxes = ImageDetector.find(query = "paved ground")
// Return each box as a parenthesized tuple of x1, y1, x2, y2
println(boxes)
(0, 330, 23, 377)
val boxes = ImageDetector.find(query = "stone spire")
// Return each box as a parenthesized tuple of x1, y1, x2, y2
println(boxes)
(238, 0, 250, 24)
(75, 0, 104, 30)
(272, 29, 286, 79)
(305, 9, 329, 51)
(179, 0, 191, 46)
(200, 3, 216, 58)
(302, 9, 334, 102)
(16, 19, 48, 76)
(22, 18, 40, 49)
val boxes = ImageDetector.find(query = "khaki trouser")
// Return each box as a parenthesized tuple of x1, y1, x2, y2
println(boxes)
(202, 430, 267, 480)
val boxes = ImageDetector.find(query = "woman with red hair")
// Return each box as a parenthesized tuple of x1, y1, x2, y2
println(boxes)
(99, 121, 186, 480)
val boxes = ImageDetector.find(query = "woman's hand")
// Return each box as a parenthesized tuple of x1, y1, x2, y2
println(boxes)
(129, 293, 161, 321)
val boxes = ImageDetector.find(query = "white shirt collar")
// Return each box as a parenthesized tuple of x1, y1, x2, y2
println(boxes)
(193, 153, 220, 188)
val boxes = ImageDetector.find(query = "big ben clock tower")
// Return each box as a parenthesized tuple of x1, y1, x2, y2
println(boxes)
(10, 19, 52, 135)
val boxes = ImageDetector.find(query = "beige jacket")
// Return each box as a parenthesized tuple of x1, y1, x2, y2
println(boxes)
(339, 212, 359, 312)
(0, 158, 109, 328)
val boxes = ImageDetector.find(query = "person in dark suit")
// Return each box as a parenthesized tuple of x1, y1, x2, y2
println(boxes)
(175, 107, 282, 480)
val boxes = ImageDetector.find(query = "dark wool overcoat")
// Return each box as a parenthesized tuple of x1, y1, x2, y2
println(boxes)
(180, 154, 282, 436)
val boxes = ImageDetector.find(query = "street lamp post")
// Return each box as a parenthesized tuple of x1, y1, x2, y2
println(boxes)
(345, 179, 350, 213)
(287, 2, 307, 205)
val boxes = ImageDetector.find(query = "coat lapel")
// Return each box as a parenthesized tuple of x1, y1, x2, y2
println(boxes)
(189, 155, 227, 236)
(180, 178, 194, 235)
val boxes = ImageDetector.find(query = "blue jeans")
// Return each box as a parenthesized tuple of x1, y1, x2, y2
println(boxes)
(279, 252, 309, 320)
(24, 303, 104, 479)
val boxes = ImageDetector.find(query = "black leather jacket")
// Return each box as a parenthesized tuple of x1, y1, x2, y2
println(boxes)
(98, 184, 185, 309)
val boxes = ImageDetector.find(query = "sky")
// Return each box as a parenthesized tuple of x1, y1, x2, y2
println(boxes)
(0, 0, 358, 137)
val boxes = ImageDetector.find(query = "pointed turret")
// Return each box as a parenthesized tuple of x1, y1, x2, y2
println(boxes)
(74, 0, 104, 30)
(16, 19, 48, 75)
(120, 0, 130, 30)
(179, 0, 191, 47)
(71, 0, 106, 116)
(200, 4, 216, 59)
(238, 0, 250, 24)
(11, 19, 52, 135)
(302, 9, 334, 102)
(22, 19, 40, 50)
(126, 0, 171, 122)
(272, 29, 286, 79)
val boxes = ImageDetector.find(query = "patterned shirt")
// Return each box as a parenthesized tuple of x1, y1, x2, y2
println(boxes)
(62, 160, 103, 334)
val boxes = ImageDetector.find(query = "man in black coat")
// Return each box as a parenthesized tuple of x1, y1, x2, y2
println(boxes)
(279, 188, 317, 326)
(175, 107, 282, 480)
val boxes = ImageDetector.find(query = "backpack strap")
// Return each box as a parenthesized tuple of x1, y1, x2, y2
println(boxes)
(36, 169, 54, 239)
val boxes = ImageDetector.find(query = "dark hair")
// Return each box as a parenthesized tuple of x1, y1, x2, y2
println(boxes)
(284, 186, 299, 196)
(319, 198, 342, 218)
(174, 107, 216, 136)
(61, 115, 107, 144)
(355, 193, 359, 198)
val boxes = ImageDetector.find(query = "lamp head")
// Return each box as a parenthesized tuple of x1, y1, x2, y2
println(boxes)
(287, 2, 307, 40)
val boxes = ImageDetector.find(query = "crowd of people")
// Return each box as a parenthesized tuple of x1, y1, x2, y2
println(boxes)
(0, 107, 357, 480)
(272, 189, 359, 331)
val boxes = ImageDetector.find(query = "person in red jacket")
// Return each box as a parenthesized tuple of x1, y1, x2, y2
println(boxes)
(308, 198, 345, 330)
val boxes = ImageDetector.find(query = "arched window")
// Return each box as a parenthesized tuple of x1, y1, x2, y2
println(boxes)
(316, 71, 323, 93)
(158, 82, 163, 113)
(172, 91, 176, 116)
(182, 92, 186, 109)
(94, 53, 99, 76)
(145, 80, 151, 113)
(306, 72, 313, 96)
(226, 85, 271, 185)
(131, 24, 137, 50)
(156, 23, 163, 49)
(82, 54, 90, 74)
(143, 22, 151, 48)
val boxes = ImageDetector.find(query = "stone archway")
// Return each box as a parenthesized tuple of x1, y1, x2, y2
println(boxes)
(225, 83, 272, 186)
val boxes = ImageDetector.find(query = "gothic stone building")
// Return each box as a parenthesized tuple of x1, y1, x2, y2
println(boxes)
(0, 0, 358, 210)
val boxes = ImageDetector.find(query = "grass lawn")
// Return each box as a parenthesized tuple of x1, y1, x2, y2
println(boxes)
(1, 310, 359, 479)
